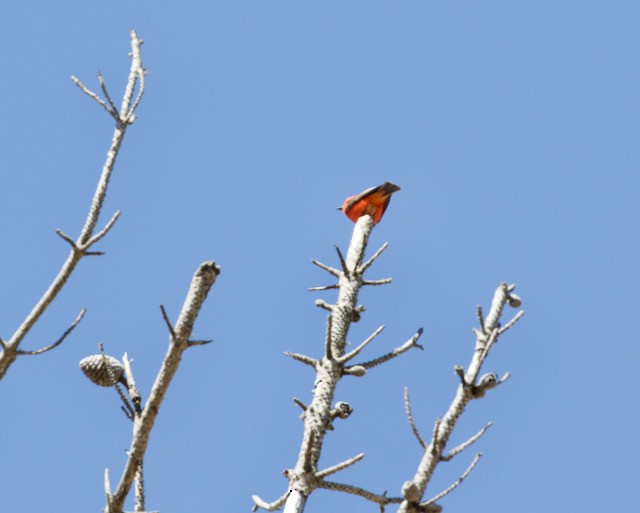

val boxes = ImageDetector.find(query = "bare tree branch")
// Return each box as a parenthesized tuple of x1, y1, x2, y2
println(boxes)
(105, 261, 220, 513)
(0, 31, 146, 381)
(397, 284, 524, 513)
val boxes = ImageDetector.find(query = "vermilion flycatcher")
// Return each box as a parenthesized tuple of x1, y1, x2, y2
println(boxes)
(341, 182, 401, 224)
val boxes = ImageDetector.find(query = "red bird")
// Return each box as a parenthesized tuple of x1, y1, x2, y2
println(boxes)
(341, 182, 401, 224)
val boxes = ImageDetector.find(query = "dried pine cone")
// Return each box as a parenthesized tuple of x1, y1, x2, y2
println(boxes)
(79, 354, 125, 387)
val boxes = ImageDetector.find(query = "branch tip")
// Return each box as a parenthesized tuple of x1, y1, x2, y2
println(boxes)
(335, 245, 348, 275)
(284, 351, 318, 368)
(311, 258, 340, 278)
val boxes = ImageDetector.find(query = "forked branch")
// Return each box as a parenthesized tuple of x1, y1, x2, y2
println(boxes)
(0, 30, 146, 381)
(104, 262, 220, 513)
(397, 283, 524, 513)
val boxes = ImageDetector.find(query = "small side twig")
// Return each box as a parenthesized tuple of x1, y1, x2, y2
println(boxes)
(15, 308, 86, 355)
(251, 492, 289, 512)
(404, 388, 426, 449)
(316, 453, 364, 479)
(308, 284, 339, 292)
(160, 305, 176, 340)
(86, 210, 121, 247)
(337, 325, 385, 364)
(324, 314, 334, 361)
(476, 305, 485, 334)
(362, 278, 392, 286)
(97, 72, 119, 115)
(293, 398, 307, 411)
(71, 75, 117, 118)
(499, 310, 525, 334)
(357, 328, 423, 369)
(358, 242, 388, 274)
(335, 245, 348, 276)
(122, 353, 141, 413)
(423, 453, 482, 506)
(441, 422, 492, 461)
(187, 339, 213, 347)
(317, 480, 402, 507)
(311, 259, 340, 278)
(105, 467, 114, 511)
(284, 351, 318, 368)
(315, 299, 333, 312)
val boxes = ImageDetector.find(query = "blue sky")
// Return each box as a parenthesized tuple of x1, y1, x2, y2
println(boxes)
(1, 2, 638, 512)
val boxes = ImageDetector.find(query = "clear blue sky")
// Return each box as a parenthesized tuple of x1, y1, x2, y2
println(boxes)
(1, 2, 638, 512)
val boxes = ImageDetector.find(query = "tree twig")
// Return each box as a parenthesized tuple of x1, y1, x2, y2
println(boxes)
(317, 480, 402, 506)
(15, 308, 86, 355)
(337, 325, 385, 364)
(356, 328, 423, 369)
(422, 453, 482, 506)
(315, 453, 364, 479)
(358, 242, 388, 273)
(441, 422, 491, 461)
(404, 388, 426, 449)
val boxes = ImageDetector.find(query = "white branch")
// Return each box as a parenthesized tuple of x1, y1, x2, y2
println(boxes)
(397, 284, 523, 512)
(0, 31, 145, 381)
(106, 262, 219, 513)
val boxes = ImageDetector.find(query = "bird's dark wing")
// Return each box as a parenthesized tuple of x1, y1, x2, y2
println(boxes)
(344, 184, 383, 212)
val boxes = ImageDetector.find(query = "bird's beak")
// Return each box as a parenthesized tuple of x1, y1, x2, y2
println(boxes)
(335, 206, 343, 210)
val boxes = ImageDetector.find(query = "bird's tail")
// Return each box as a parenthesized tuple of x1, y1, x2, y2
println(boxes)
(381, 182, 401, 194)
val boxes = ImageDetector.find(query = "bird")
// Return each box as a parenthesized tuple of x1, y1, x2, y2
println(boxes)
(341, 182, 401, 224)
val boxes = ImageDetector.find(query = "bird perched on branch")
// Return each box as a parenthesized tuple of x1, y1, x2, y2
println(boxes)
(341, 182, 401, 224)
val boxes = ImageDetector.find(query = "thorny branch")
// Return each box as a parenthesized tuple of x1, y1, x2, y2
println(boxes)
(0, 30, 146, 381)
(397, 283, 524, 513)
(253, 215, 423, 513)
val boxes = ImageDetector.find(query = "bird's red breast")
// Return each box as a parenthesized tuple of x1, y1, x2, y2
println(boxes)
(342, 182, 401, 224)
